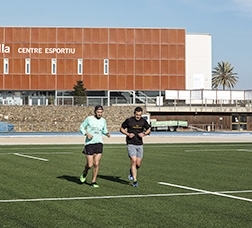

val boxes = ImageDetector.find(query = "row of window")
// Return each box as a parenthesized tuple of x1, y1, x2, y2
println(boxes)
(3, 58, 109, 75)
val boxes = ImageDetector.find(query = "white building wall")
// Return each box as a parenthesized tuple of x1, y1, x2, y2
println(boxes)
(186, 34, 212, 90)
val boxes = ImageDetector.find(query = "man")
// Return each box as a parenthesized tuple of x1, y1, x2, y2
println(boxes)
(79, 105, 110, 188)
(120, 106, 151, 187)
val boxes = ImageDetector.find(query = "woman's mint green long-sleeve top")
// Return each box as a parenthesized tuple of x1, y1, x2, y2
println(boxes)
(79, 116, 109, 145)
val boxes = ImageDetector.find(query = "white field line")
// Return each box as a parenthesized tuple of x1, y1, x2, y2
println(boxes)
(185, 149, 236, 152)
(0, 152, 73, 155)
(159, 182, 252, 203)
(13, 153, 48, 162)
(1, 147, 80, 151)
(23, 152, 73, 155)
(185, 149, 252, 153)
(218, 190, 252, 194)
(0, 192, 204, 203)
(237, 149, 252, 152)
(1, 189, 252, 203)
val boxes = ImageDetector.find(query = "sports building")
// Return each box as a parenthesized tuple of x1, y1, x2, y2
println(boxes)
(0, 26, 251, 131)
(0, 26, 211, 105)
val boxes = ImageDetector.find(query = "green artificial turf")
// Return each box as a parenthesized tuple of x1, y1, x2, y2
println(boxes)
(0, 143, 251, 228)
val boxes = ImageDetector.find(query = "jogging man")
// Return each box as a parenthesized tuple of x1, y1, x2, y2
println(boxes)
(120, 106, 151, 187)
(79, 105, 110, 188)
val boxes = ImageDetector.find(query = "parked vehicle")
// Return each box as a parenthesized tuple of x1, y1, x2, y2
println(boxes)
(150, 120, 188, 132)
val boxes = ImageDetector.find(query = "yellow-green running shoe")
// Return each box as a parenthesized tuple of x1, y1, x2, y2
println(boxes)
(91, 182, 99, 188)
(80, 174, 86, 183)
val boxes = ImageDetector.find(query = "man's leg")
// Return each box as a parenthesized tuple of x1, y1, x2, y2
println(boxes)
(131, 157, 142, 177)
(131, 145, 143, 187)
(130, 156, 138, 182)
(136, 156, 142, 169)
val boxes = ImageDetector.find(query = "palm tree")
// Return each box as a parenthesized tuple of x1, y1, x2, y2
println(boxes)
(212, 61, 238, 90)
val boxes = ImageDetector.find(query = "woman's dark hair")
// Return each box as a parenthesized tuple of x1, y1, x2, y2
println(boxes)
(94, 105, 103, 112)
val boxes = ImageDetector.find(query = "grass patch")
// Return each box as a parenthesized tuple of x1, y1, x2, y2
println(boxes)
(0, 143, 252, 227)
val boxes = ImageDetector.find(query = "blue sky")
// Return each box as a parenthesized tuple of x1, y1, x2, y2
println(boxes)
(1, 0, 252, 90)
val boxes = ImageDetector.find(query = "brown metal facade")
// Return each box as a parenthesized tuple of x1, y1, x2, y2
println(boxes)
(0, 27, 185, 91)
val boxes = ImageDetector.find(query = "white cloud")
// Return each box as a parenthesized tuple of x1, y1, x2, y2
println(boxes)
(176, 0, 232, 12)
(177, 0, 252, 17)
(231, 0, 252, 16)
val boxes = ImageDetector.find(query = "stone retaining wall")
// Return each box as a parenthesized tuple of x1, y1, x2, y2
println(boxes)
(0, 105, 147, 132)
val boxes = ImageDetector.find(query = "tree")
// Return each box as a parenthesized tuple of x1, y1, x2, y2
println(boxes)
(212, 61, 239, 90)
(72, 80, 87, 105)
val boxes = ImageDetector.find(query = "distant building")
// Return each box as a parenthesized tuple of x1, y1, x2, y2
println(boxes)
(3, 26, 251, 132)
(0, 26, 211, 105)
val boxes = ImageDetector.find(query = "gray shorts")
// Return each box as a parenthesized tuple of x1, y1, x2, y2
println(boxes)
(127, 144, 143, 159)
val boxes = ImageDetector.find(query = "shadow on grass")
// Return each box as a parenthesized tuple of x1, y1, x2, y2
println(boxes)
(57, 175, 90, 186)
(98, 174, 130, 185)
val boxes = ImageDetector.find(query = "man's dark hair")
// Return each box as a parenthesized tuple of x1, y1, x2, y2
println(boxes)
(134, 106, 143, 113)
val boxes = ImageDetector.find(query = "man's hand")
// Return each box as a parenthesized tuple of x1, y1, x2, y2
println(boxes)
(138, 132, 146, 138)
(128, 133, 135, 138)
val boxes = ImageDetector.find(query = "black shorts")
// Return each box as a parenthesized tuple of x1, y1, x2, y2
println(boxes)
(83, 143, 103, 155)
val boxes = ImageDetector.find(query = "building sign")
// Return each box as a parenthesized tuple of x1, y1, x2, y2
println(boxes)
(0, 44, 76, 54)
(0, 44, 10, 53)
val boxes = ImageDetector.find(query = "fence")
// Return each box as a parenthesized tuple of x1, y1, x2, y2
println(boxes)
(1, 89, 252, 108)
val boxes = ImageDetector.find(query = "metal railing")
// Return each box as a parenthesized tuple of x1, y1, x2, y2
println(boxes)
(1, 95, 252, 109)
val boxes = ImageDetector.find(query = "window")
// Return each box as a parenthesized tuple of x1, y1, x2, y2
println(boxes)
(231, 114, 247, 131)
(104, 59, 109, 75)
(78, 59, 83, 75)
(4, 58, 8, 74)
(25, 58, 30, 74)
(51, 59, 57, 75)
(240, 115, 247, 123)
